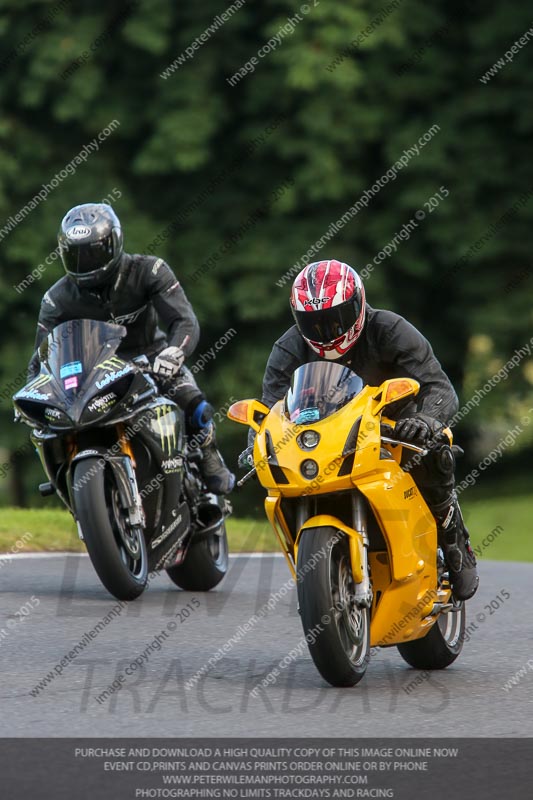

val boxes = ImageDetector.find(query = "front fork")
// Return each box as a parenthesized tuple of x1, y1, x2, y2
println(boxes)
(350, 493, 373, 608)
(292, 493, 373, 609)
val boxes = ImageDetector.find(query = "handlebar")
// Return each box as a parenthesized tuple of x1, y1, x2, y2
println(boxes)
(235, 422, 432, 487)
(380, 422, 429, 455)
(131, 355, 153, 373)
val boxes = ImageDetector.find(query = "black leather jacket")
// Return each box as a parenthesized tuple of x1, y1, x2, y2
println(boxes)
(261, 305, 459, 423)
(28, 253, 200, 378)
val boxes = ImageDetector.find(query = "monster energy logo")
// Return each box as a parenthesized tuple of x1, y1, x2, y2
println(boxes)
(29, 375, 52, 389)
(154, 404, 177, 456)
(95, 356, 133, 390)
(96, 356, 125, 371)
(19, 374, 52, 399)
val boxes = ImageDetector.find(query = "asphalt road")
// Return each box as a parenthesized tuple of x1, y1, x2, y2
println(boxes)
(0, 553, 532, 737)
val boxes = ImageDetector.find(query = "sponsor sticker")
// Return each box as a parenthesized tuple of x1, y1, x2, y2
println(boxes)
(87, 392, 117, 413)
(18, 374, 52, 400)
(19, 390, 51, 400)
(292, 407, 320, 424)
(60, 361, 83, 379)
(161, 456, 182, 473)
(152, 514, 185, 551)
(64, 376, 79, 390)
(66, 225, 91, 240)
(95, 364, 132, 390)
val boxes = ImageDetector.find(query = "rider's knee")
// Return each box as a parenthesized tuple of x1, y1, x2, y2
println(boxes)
(186, 397, 212, 433)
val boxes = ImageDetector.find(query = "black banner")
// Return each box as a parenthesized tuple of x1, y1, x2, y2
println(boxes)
(0, 738, 531, 799)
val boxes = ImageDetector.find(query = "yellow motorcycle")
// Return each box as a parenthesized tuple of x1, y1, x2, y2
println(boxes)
(228, 361, 465, 687)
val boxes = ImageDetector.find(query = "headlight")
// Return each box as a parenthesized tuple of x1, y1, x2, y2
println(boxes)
(44, 406, 70, 426)
(300, 459, 319, 479)
(297, 430, 320, 450)
(15, 400, 71, 429)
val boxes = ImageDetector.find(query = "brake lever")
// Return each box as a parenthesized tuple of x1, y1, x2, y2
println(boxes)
(380, 435, 428, 456)
(236, 455, 272, 488)
(236, 466, 257, 488)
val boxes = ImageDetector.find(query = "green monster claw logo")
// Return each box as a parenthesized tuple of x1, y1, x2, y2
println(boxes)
(155, 405, 177, 456)
(96, 356, 125, 371)
(29, 375, 52, 389)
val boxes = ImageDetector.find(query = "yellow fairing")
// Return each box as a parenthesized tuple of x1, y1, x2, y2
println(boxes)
(253, 381, 447, 647)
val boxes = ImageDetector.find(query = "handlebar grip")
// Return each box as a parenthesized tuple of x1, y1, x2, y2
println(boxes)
(380, 422, 396, 438)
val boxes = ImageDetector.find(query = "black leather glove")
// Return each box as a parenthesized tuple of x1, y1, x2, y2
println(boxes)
(394, 413, 441, 445)
(238, 445, 254, 469)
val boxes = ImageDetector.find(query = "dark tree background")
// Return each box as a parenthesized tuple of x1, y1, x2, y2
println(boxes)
(1, 0, 532, 511)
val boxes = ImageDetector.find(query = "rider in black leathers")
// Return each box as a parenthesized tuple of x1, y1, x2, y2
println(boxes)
(28, 203, 234, 495)
(242, 259, 478, 601)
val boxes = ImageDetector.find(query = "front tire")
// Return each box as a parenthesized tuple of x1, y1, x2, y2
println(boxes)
(72, 458, 148, 601)
(397, 601, 465, 669)
(297, 527, 370, 687)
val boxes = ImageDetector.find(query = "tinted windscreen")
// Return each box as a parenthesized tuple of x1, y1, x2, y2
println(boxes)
(39, 319, 126, 397)
(285, 362, 364, 424)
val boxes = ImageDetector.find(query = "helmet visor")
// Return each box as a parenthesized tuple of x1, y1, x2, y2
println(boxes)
(292, 296, 362, 344)
(61, 234, 115, 277)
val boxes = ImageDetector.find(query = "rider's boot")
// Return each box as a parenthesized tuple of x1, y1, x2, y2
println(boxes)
(431, 492, 479, 601)
(195, 423, 235, 495)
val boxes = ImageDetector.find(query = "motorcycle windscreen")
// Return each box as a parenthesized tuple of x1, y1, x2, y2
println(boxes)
(39, 319, 127, 400)
(285, 362, 364, 424)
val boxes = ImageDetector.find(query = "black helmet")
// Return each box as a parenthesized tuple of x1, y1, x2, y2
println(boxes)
(58, 203, 123, 289)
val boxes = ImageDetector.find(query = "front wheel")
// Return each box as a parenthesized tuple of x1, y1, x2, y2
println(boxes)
(72, 458, 148, 601)
(297, 527, 370, 687)
(397, 601, 465, 669)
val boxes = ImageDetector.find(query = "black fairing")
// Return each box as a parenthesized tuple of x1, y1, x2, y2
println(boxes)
(14, 319, 197, 570)
(14, 319, 154, 429)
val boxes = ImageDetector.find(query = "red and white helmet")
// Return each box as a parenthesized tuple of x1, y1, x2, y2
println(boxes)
(290, 260, 366, 360)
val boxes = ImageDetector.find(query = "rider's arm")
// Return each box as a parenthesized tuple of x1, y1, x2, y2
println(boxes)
(245, 335, 301, 450)
(241, 327, 306, 455)
(377, 313, 459, 422)
(147, 259, 200, 357)
(27, 289, 64, 380)
(261, 326, 308, 408)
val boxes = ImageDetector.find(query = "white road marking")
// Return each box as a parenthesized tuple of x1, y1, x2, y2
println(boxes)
(0, 551, 283, 560)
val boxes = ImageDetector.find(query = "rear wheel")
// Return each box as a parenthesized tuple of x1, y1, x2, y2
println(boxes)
(397, 600, 465, 669)
(166, 509, 228, 591)
(72, 458, 148, 601)
(297, 527, 370, 687)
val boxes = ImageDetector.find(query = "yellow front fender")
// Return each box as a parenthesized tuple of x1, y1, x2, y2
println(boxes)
(295, 514, 364, 583)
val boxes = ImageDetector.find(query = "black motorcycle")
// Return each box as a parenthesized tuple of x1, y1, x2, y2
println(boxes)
(13, 319, 230, 601)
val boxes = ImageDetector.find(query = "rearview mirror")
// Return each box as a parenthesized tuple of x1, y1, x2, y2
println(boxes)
(227, 399, 270, 432)
(373, 378, 420, 414)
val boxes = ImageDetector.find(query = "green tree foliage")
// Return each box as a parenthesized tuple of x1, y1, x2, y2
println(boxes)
(0, 0, 532, 505)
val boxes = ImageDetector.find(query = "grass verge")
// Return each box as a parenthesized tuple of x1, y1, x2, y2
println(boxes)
(0, 493, 530, 560)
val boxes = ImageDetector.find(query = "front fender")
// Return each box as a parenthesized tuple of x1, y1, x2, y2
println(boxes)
(69, 448, 139, 518)
(295, 514, 364, 583)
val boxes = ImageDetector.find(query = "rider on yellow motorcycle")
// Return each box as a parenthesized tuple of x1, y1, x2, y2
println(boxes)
(243, 259, 478, 601)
